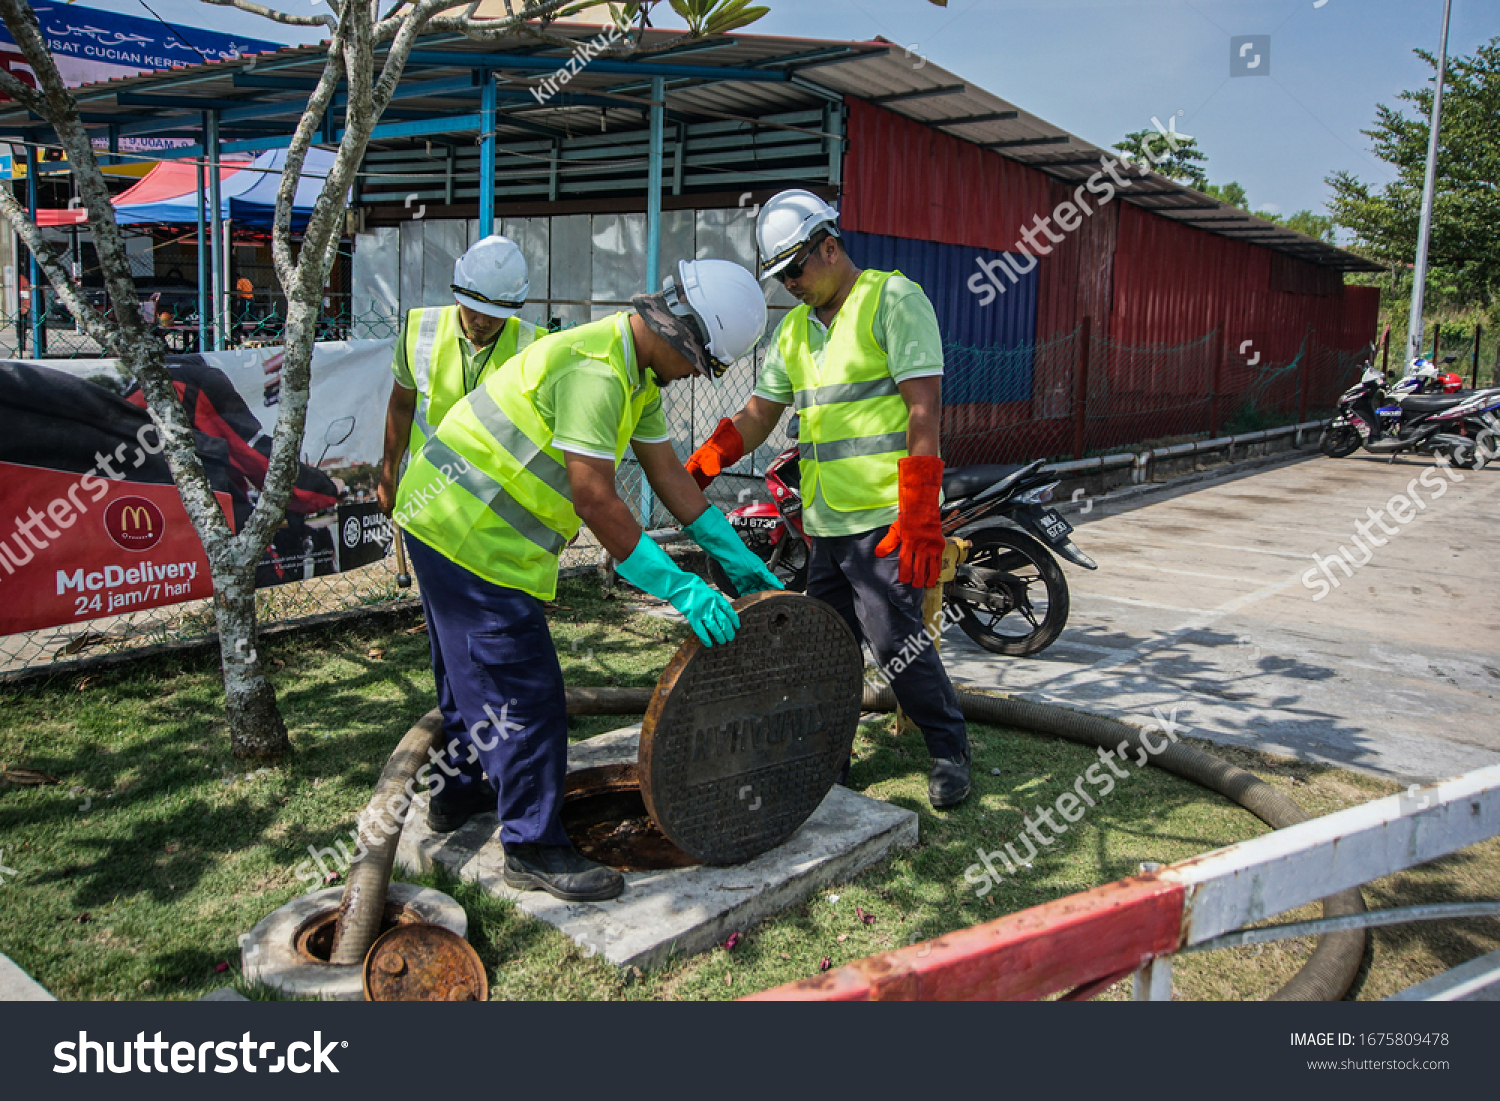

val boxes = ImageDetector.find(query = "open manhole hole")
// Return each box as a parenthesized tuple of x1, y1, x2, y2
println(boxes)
(295, 902, 420, 964)
(561, 763, 698, 872)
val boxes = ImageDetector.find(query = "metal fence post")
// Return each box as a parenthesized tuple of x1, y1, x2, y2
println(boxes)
(1071, 316, 1091, 460)
(639, 75, 666, 527)
(1473, 324, 1481, 389)
(24, 144, 43, 357)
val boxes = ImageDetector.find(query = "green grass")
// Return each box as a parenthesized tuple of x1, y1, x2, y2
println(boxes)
(1, 574, 1495, 1001)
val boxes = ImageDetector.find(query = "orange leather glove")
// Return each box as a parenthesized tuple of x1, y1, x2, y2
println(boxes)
(875, 455, 945, 589)
(685, 418, 745, 490)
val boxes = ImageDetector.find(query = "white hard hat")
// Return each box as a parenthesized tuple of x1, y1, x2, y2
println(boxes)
(756, 189, 840, 279)
(451, 235, 528, 319)
(663, 259, 766, 382)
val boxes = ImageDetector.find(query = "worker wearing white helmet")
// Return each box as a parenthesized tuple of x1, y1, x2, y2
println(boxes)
(393, 258, 780, 902)
(687, 189, 972, 809)
(378, 235, 539, 516)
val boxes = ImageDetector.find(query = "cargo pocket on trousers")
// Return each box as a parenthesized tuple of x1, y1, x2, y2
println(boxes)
(468, 620, 548, 668)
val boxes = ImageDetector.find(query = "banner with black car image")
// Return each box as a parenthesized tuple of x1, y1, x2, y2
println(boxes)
(0, 340, 397, 636)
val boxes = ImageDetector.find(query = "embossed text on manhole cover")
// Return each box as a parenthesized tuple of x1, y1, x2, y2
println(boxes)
(639, 592, 862, 865)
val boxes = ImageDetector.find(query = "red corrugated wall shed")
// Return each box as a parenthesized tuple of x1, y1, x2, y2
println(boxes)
(841, 98, 1381, 459)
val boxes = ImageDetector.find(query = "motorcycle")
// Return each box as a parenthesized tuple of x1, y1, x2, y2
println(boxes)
(709, 447, 1098, 656)
(1320, 360, 1498, 466)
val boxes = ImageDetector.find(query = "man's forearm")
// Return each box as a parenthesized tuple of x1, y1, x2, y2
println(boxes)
(730, 396, 788, 454)
(635, 440, 711, 527)
(381, 384, 417, 481)
(906, 407, 941, 458)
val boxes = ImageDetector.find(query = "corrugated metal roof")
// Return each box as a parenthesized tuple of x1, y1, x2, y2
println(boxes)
(0, 22, 1376, 271)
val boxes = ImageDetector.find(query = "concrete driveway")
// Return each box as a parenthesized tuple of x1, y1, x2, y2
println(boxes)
(943, 451, 1500, 786)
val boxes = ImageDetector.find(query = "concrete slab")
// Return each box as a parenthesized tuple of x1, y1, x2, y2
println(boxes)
(396, 726, 918, 970)
(0, 952, 55, 1001)
(197, 988, 250, 1002)
(942, 453, 1500, 786)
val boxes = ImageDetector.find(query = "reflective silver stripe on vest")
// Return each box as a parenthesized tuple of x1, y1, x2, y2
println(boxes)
(411, 309, 441, 394)
(467, 385, 572, 499)
(800, 431, 908, 464)
(792, 377, 900, 411)
(421, 437, 567, 556)
(409, 309, 443, 441)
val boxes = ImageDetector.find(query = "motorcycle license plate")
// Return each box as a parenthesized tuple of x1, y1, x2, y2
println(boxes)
(1038, 509, 1072, 541)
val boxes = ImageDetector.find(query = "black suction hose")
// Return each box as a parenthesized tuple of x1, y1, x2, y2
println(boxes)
(335, 685, 1363, 999)
(861, 685, 1365, 1001)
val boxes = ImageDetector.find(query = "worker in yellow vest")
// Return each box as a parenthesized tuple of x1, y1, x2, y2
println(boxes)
(687, 191, 971, 808)
(394, 259, 780, 902)
(377, 235, 540, 515)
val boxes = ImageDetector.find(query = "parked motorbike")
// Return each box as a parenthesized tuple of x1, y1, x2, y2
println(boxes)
(709, 447, 1097, 656)
(1320, 360, 1498, 466)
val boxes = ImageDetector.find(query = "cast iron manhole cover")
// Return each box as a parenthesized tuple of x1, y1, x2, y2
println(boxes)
(639, 592, 862, 865)
(362, 923, 488, 1002)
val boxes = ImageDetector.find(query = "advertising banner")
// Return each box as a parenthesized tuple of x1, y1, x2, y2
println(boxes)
(0, 339, 398, 637)
(0, 2, 282, 154)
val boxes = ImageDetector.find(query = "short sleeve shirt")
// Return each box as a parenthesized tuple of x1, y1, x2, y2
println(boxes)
(391, 310, 505, 394)
(753, 273, 944, 537)
(536, 314, 669, 461)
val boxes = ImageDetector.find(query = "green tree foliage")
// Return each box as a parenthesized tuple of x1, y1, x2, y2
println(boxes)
(667, 0, 770, 35)
(1259, 209, 1337, 243)
(1327, 36, 1500, 304)
(1204, 181, 1248, 209)
(1114, 128, 1208, 188)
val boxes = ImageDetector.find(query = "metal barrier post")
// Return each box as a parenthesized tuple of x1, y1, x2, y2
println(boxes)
(639, 74, 665, 528)
(24, 144, 44, 357)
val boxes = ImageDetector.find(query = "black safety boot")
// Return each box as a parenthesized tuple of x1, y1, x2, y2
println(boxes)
(928, 752, 972, 809)
(426, 783, 494, 833)
(503, 844, 625, 902)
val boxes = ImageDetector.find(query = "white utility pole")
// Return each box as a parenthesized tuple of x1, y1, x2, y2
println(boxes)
(1407, 0, 1453, 363)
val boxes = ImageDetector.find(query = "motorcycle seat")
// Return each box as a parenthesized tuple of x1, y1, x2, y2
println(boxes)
(1399, 393, 1465, 414)
(943, 463, 1028, 501)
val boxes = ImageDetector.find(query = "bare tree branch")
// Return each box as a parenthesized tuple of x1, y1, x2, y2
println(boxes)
(0, 63, 46, 114)
(199, 0, 338, 30)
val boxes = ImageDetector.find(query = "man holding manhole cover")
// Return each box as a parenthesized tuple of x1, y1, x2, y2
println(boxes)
(686, 190, 972, 809)
(395, 258, 781, 902)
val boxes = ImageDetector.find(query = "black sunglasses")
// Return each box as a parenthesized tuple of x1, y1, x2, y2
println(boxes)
(775, 234, 827, 285)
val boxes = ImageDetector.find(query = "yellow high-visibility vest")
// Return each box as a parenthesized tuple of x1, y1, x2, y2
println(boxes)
(782, 269, 906, 512)
(396, 314, 655, 600)
(403, 306, 538, 458)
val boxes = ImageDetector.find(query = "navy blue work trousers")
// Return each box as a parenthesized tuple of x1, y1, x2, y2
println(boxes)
(406, 534, 572, 847)
(806, 525, 969, 761)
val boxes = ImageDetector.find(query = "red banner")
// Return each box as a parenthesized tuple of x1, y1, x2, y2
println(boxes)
(0, 460, 233, 636)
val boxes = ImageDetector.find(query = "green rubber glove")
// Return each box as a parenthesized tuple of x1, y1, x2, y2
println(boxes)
(615, 534, 740, 647)
(684, 506, 784, 597)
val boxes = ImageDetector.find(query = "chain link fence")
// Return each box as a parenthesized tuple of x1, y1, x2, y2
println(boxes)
(1, 309, 1369, 674)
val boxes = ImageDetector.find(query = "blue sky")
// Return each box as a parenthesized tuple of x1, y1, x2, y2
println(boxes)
(136, 0, 1496, 223)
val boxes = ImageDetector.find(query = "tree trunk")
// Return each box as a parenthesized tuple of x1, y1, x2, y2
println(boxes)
(214, 568, 289, 760)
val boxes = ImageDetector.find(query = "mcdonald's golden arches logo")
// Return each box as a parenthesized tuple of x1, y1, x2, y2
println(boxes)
(104, 496, 166, 552)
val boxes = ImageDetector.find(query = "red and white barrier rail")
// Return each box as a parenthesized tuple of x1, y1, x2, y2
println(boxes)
(744, 764, 1500, 1002)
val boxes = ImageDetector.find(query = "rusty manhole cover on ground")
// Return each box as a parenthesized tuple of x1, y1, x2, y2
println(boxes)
(362, 923, 488, 1002)
(639, 592, 862, 865)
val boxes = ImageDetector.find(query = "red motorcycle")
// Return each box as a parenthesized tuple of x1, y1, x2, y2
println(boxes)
(709, 446, 1097, 657)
